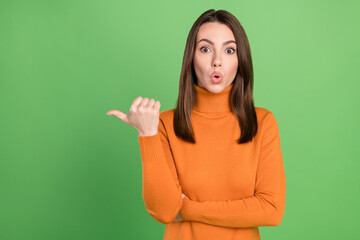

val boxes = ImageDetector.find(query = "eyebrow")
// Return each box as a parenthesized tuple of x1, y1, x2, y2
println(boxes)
(197, 38, 236, 46)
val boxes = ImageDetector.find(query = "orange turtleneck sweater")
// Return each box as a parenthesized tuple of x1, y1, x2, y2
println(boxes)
(137, 83, 286, 240)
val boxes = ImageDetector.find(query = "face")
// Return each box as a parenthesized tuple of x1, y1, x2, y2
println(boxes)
(193, 22, 238, 93)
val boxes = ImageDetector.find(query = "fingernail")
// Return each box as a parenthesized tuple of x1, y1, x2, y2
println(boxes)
(107, 112, 112, 115)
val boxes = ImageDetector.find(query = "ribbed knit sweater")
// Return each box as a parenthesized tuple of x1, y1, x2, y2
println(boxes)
(137, 83, 286, 240)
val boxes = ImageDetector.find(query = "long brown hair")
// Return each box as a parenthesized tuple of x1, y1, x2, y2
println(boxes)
(174, 9, 257, 144)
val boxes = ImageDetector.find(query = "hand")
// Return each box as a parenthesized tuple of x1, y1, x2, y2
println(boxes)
(173, 193, 187, 223)
(107, 96, 161, 136)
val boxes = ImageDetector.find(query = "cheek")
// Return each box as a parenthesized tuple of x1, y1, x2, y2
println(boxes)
(194, 54, 206, 73)
(229, 57, 238, 73)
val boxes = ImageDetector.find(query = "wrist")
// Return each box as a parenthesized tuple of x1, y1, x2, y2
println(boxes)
(138, 130, 158, 136)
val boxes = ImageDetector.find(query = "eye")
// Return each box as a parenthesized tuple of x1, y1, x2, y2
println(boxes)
(226, 48, 236, 54)
(200, 46, 210, 53)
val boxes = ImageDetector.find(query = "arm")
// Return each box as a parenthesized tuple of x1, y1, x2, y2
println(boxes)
(180, 112, 286, 228)
(137, 115, 183, 224)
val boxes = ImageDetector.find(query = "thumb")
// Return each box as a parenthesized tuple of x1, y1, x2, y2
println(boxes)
(107, 110, 130, 125)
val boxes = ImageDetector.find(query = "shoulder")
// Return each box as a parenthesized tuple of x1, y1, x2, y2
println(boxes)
(157, 109, 175, 135)
(160, 108, 175, 119)
(255, 107, 278, 125)
(159, 108, 175, 124)
(255, 106, 272, 118)
(255, 107, 280, 138)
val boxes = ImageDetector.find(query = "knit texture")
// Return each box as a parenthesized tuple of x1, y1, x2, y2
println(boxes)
(137, 83, 286, 240)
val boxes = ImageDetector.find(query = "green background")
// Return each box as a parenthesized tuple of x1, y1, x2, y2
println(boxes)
(1, 0, 359, 239)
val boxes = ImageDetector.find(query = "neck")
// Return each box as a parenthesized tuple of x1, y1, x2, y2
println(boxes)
(193, 83, 233, 113)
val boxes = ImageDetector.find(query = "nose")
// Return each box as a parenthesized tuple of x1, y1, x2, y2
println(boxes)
(212, 53, 222, 67)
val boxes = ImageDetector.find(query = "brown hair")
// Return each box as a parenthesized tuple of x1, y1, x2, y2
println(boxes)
(174, 9, 257, 144)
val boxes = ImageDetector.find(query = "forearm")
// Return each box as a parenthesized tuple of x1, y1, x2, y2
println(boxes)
(180, 189, 285, 228)
(138, 133, 183, 224)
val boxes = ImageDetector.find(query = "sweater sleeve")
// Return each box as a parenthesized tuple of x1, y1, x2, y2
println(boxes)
(137, 115, 183, 224)
(180, 112, 286, 228)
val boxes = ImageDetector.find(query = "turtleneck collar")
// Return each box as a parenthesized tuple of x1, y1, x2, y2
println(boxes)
(193, 83, 233, 113)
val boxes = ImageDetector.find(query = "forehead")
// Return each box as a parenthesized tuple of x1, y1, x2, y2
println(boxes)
(196, 22, 235, 43)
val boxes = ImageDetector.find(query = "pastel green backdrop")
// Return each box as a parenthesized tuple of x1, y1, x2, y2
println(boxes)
(1, 0, 359, 239)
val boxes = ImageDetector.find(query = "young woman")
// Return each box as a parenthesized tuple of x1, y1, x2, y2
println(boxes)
(107, 9, 286, 240)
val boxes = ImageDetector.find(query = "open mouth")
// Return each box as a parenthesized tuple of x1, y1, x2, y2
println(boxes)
(211, 72, 223, 83)
(211, 72, 223, 78)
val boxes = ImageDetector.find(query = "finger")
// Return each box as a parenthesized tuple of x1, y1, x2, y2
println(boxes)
(153, 100, 161, 111)
(139, 97, 149, 108)
(107, 110, 129, 125)
(147, 98, 155, 108)
(130, 96, 144, 111)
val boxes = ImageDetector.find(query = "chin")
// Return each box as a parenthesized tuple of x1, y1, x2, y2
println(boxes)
(208, 85, 224, 93)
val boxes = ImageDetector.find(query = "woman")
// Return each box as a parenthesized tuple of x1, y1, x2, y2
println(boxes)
(107, 9, 286, 240)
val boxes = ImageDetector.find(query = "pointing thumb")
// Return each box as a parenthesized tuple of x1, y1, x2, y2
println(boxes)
(107, 110, 130, 125)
